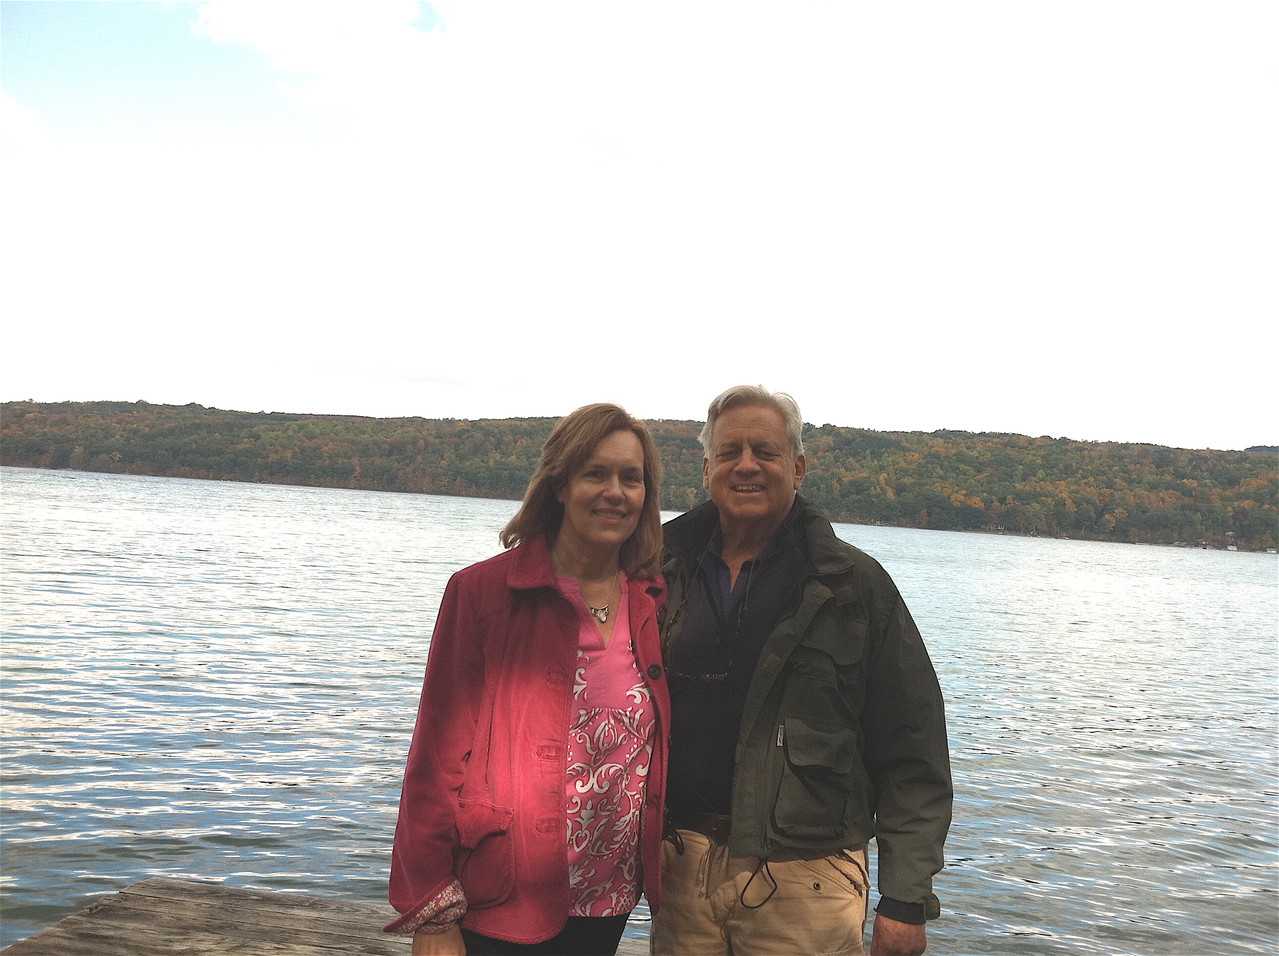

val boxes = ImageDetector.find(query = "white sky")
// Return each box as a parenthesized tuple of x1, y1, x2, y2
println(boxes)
(1, 0, 1275, 450)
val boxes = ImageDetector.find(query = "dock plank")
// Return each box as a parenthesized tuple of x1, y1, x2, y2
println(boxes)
(120, 877, 403, 934)
(1, 879, 409, 955)
(2, 879, 649, 955)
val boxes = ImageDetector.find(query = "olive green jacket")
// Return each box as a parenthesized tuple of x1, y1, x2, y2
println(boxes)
(660, 496, 952, 909)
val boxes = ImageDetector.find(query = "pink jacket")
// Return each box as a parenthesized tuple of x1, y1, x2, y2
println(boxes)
(386, 536, 669, 943)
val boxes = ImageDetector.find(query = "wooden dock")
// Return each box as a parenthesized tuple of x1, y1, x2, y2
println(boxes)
(1, 878, 650, 955)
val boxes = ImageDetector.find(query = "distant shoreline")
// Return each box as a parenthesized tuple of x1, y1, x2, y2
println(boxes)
(3, 401, 1276, 552)
(5, 463, 1275, 556)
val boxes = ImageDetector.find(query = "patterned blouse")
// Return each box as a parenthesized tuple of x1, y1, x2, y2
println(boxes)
(555, 575, 656, 918)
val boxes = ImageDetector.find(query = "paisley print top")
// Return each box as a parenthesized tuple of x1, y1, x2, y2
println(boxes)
(555, 576, 655, 918)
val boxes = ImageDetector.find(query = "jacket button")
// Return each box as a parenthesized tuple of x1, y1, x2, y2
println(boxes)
(647, 664, 663, 680)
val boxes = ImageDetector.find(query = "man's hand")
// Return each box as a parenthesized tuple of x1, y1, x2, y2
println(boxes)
(870, 913, 926, 955)
(411, 924, 466, 955)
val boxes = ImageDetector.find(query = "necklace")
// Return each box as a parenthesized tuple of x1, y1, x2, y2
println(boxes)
(552, 547, 619, 626)
(586, 570, 620, 625)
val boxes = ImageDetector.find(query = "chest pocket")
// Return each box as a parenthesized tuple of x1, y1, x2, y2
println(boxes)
(785, 594, 866, 709)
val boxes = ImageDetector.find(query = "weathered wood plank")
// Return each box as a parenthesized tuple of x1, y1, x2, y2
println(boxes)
(118, 878, 401, 937)
(1, 880, 409, 955)
(2, 879, 650, 955)
(618, 928, 650, 954)
(26, 895, 402, 953)
(124, 878, 395, 916)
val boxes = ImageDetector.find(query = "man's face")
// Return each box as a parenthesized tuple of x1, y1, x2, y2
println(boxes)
(703, 404, 806, 538)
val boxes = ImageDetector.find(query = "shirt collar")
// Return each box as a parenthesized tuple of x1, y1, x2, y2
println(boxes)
(709, 499, 805, 566)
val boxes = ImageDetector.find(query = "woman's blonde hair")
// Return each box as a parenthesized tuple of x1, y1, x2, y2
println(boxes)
(500, 404, 664, 580)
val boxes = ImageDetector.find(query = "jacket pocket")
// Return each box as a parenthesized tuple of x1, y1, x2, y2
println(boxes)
(454, 798, 516, 908)
(771, 716, 856, 841)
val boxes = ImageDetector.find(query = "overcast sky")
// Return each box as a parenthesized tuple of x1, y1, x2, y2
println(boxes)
(2, 1, 1274, 450)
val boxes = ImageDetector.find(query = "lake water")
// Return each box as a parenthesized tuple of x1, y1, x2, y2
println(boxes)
(1, 467, 1276, 954)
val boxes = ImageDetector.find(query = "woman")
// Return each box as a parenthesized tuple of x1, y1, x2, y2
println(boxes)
(386, 404, 669, 955)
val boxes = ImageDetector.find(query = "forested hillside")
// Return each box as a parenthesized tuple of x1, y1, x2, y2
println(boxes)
(3, 401, 1276, 551)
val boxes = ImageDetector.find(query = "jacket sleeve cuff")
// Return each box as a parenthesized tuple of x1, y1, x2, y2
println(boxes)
(383, 879, 467, 935)
(875, 894, 940, 924)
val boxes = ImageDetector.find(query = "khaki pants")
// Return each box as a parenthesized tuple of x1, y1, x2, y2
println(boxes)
(650, 830, 869, 956)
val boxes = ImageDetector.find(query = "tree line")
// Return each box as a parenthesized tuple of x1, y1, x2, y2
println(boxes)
(2, 400, 1276, 551)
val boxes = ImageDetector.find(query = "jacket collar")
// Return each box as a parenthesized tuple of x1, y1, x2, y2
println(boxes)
(507, 534, 558, 591)
(506, 534, 667, 601)
(794, 496, 859, 577)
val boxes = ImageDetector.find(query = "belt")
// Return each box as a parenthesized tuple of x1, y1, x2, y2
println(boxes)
(673, 811, 733, 844)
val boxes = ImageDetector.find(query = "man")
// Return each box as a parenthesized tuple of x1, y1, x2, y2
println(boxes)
(653, 386, 952, 956)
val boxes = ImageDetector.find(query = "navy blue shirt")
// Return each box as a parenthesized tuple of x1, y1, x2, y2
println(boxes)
(667, 502, 808, 817)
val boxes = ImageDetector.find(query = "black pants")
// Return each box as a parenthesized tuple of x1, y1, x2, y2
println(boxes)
(461, 915, 631, 955)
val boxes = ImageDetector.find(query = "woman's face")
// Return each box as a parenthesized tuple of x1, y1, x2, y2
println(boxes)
(555, 429, 647, 560)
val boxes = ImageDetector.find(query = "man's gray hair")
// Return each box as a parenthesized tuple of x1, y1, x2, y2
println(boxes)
(698, 386, 805, 458)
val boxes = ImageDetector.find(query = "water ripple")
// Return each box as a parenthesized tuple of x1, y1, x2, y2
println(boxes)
(3, 469, 1276, 954)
